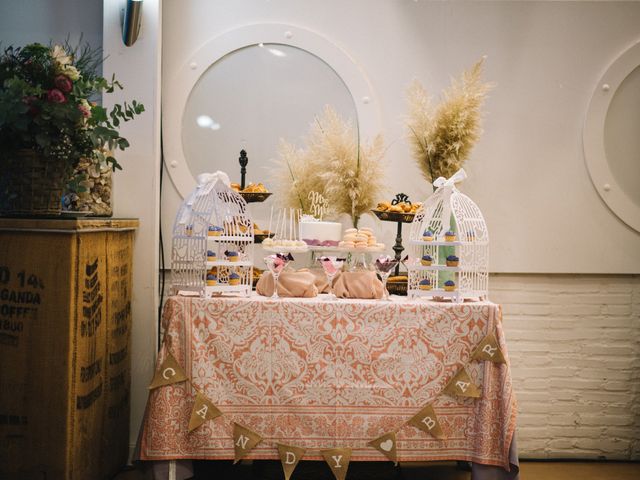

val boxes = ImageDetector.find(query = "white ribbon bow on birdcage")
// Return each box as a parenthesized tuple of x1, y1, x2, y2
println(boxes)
(432, 168, 467, 238)
(178, 171, 232, 224)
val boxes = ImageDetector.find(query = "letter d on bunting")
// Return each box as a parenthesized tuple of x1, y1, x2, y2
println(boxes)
(232, 423, 262, 464)
(321, 447, 352, 480)
(148, 351, 188, 389)
(277, 443, 306, 480)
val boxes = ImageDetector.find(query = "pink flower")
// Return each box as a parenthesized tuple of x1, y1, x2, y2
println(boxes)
(54, 75, 73, 93)
(78, 99, 92, 118)
(47, 89, 66, 104)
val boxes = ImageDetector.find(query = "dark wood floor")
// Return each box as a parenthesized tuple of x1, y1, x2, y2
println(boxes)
(114, 460, 640, 480)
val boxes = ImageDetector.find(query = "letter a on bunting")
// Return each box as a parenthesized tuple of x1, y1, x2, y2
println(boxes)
(443, 367, 481, 398)
(471, 332, 506, 363)
(407, 404, 445, 439)
(233, 423, 262, 464)
(277, 443, 306, 480)
(321, 447, 352, 480)
(148, 351, 188, 389)
(188, 391, 222, 432)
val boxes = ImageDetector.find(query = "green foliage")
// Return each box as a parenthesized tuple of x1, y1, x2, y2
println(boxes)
(0, 41, 144, 174)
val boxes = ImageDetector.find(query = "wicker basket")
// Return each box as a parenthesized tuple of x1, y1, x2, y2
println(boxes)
(0, 149, 67, 216)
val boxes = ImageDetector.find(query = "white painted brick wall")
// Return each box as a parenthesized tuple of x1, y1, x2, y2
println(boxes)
(491, 274, 640, 460)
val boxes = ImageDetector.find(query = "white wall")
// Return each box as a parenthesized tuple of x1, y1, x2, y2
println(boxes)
(161, 0, 640, 274)
(102, 0, 162, 458)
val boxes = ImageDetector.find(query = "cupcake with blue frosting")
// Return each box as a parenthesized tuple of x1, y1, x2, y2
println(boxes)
(206, 273, 217, 286)
(446, 255, 459, 267)
(422, 230, 434, 242)
(207, 250, 216, 262)
(444, 280, 456, 291)
(444, 230, 456, 242)
(228, 272, 241, 286)
(208, 225, 224, 237)
(419, 278, 432, 291)
(421, 254, 433, 266)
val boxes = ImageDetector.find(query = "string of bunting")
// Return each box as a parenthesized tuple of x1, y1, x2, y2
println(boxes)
(148, 330, 506, 480)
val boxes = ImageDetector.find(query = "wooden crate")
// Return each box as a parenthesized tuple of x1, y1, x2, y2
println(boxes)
(0, 218, 138, 480)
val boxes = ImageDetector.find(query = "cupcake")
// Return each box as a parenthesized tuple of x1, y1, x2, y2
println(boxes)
(444, 280, 456, 291)
(206, 250, 216, 262)
(422, 230, 434, 241)
(206, 273, 217, 286)
(419, 278, 432, 291)
(446, 255, 459, 267)
(208, 225, 224, 237)
(185, 224, 193, 236)
(444, 230, 456, 242)
(228, 272, 241, 286)
(421, 254, 433, 266)
(225, 250, 239, 262)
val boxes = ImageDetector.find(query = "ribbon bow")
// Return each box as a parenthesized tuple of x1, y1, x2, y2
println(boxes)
(432, 168, 467, 190)
(197, 171, 231, 195)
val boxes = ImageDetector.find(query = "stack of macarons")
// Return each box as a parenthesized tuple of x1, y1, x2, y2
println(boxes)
(338, 227, 385, 251)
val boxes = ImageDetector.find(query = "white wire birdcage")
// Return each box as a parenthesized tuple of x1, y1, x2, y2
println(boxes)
(171, 171, 254, 297)
(407, 169, 489, 302)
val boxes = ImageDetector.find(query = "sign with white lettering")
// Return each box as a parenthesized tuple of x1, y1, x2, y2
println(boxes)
(148, 352, 188, 390)
(321, 447, 352, 480)
(233, 423, 262, 464)
(472, 333, 506, 363)
(443, 367, 481, 398)
(407, 404, 445, 439)
(188, 391, 222, 432)
(277, 443, 306, 480)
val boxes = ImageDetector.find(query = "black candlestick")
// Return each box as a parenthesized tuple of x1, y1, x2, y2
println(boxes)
(239, 150, 248, 190)
(392, 220, 404, 277)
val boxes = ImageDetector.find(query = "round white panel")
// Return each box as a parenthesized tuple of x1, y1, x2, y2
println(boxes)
(584, 41, 640, 232)
(163, 24, 379, 200)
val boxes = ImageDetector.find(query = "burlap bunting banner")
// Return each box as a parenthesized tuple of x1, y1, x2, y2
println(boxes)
(277, 443, 306, 480)
(148, 351, 188, 390)
(188, 391, 222, 432)
(368, 432, 398, 465)
(443, 367, 482, 398)
(472, 332, 506, 363)
(321, 447, 352, 480)
(407, 404, 445, 439)
(233, 423, 263, 464)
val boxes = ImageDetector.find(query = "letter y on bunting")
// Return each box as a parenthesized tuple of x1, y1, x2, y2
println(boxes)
(233, 423, 262, 464)
(321, 447, 352, 480)
(277, 443, 306, 480)
(148, 351, 188, 389)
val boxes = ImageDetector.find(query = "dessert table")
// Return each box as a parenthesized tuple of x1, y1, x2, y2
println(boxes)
(138, 294, 518, 479)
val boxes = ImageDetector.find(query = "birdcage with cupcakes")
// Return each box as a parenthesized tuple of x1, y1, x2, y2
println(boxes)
(171, 171, 254, 297)
(407, 168, 489, 302)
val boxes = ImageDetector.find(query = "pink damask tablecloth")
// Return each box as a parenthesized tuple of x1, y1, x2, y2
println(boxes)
(139, 295, 517, 471)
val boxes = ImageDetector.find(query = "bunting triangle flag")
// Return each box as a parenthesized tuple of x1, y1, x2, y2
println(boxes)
(148, 351, 188, 389)
(368, 431, 398, 465)
(321, 447, 352, 480)
(277, 443, 306, 480)
(187, 391, 222, 432)
(407, 404, 445, 439)
(443, 367, 482, 398)
(233, 423, 262, 464)
(472, 332, 506, 363)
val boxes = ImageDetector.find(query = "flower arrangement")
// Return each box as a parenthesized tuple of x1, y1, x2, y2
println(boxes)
(0, 41, 144, 175)
(406, 57, 492, 188)
(274, 106, 385, 227)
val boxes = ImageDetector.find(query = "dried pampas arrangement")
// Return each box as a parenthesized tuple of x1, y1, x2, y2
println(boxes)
(406, 57, 493, 187)
(274, 106, 385, 227)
